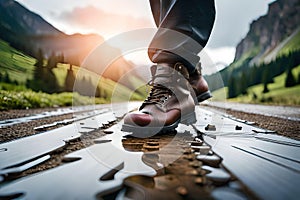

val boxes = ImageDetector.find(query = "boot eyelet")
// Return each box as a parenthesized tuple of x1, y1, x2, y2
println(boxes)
(160, 97, 166, 104)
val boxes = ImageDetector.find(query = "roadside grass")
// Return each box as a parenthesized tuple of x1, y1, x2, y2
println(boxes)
(211, 87, 228, 101)
(0, 82, 28, 91)
(0, 89, 108, 110)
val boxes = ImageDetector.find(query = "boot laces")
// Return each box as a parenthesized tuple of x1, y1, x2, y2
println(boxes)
(144, 75, 173, 105)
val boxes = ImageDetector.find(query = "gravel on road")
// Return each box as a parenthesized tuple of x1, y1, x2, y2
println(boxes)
(202, 104, 300, 141)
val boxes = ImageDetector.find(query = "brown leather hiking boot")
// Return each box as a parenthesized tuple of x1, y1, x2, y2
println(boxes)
(122, 63, 196, 135)
(188, 62, 212, 103)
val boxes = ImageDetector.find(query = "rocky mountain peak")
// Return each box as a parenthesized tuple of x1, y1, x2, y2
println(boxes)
(234, 0, 300, 64)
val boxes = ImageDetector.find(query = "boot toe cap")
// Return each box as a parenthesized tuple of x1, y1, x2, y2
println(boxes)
(124, 111, 153, 126)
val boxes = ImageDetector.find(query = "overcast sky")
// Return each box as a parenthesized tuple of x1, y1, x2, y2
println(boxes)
(16, 0, 275, 72)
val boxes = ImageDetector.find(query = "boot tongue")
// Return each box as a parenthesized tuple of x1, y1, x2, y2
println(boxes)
(154, 63, 189, 85)
(153, 64, 174, 85)
(156, 64, 173, 75)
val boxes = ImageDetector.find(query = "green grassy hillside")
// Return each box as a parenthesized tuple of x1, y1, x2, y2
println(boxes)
(212, 65, 300, 105)
(0, 40, 35, 84)
(208, 27, 300, 106)
(279, 29, 300, 56)
(0, 39, 145, 97)
(0, 39, 145, 109)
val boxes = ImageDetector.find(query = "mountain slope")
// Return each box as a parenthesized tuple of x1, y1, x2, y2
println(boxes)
(0, 0, 104, 64)
(0, 0, 146, 96)
(234, 0, 300, 65)
(205, 0, 300, 94)
(0, 0, 62, 35)
(0, 39, 35, 83)
(0, 39, 145, 101)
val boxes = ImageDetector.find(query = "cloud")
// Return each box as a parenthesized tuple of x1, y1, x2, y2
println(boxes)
(57, 6, 155, 38)
(207, 0, 274, 48)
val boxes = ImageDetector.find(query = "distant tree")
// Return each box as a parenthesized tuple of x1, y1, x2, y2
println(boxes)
(285, 69, 296, 87)
(47, 52, 58, 70)
(227, 76, 238, 98)
(240, 72, 248, 95)
(75, 76, 95, 97)
(3, 72, 11, 83)
(35, 48, 44, 68)
(97, 82, 107, 99)
(262, 82, 269, 93)
(261, 67, 273, 93)
(43, 69, 60, 93)
(64, 64, 75, 92)
(252, 92, 257, 100)
(32, 48, 46, 83)
(248, 65, 256, 86)
(85, 77, 95, 97)
(13, 80, 19, 85)
(28, 49, 60, 93)
(80, 77, 88, 96)
(263, 66, 273, 84)
(95, 84, 101, 98)
(44, 51, 60, 93)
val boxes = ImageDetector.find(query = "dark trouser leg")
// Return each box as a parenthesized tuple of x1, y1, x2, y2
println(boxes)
(148, 0, 215, 73)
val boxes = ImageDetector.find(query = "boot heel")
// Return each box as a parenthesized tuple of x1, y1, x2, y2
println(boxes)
(197, 91, 212, 103)
(181, 112, 197, 125)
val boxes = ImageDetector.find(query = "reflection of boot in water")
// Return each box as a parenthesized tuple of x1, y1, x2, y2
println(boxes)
(121, 139, 144, 152)
(121, 137, 165, 175)
(142, 153, 165, 175)
(122, 175, 180, 200)
(121, 137, 162, 153)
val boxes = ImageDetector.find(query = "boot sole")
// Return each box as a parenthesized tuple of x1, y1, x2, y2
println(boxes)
(121, 112, 196, 136)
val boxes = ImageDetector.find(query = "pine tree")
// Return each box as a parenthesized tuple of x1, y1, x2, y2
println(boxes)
(64, 64, 75, 92)
(240, 72, 248, 95)
(285, 69, 296, 87)
(35, 48, 44, 68)
(43, 69, 60, 93)
(262, 67, 273, 84)
(28, 49, 60, 93)
(77, 76, 95, 97)
(262, 67, 272, 93)
(95, 84, 101, 98)
(263, 82, 269, 93)
(3, 72, 11, 83)
(227, 76, 237, 98)
(86, 77, 95, 97)
(47, 52, 58, 70)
